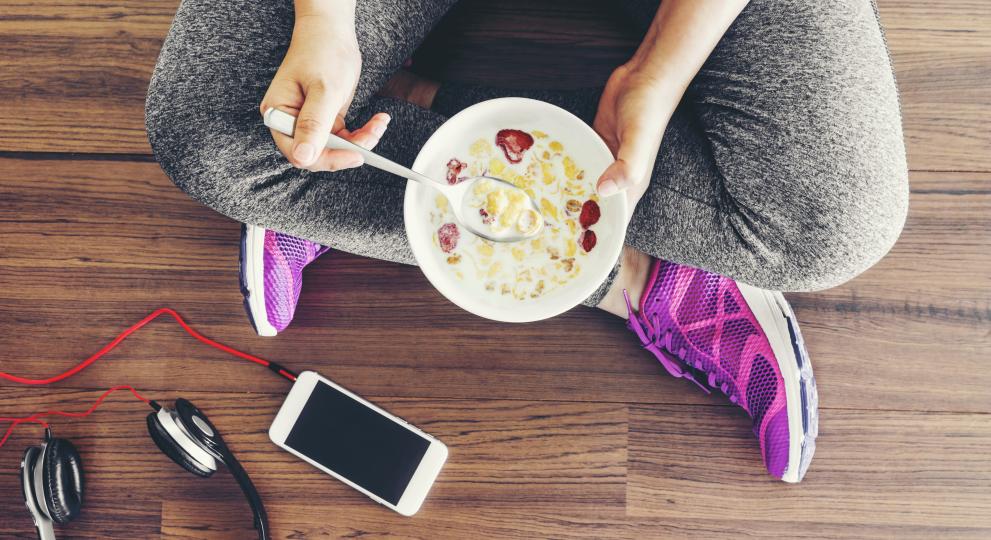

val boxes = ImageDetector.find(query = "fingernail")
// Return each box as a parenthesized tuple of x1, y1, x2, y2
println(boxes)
(294, 143, 315, 164)
(382, 114, 392, 125)
(598, 179, 618, 196)
(372, 123, 387, 137)
(345, 155, 365, 168)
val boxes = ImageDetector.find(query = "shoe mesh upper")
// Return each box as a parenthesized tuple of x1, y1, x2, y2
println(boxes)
(632, 260, 791, 478)
(262, 230, 328, 332)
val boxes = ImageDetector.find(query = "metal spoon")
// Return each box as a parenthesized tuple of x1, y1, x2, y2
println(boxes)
(264, 108, 544, 243)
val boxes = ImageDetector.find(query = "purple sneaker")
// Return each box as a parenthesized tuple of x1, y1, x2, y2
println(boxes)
(626, 259, 818, 482)
(239, 224, 330, 336)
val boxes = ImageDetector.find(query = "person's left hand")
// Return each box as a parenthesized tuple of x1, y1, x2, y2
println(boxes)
(593, 61, 679, 212)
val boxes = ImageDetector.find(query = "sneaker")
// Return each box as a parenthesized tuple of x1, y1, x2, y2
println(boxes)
(625, 259, 818, 482)
(239, 224, 330, 336)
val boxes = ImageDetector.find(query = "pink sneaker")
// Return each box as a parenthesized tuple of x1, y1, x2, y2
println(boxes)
(626, 259, 818, 482)
(239, 224, 330, 336)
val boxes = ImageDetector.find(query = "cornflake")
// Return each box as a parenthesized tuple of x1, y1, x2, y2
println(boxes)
(428, 128, 604, 302)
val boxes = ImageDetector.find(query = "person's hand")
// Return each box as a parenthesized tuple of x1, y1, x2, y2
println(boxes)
(260, 14, 390, 171)
(593, 62, 678, 210)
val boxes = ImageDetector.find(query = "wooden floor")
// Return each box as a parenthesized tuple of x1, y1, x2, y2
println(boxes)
(1, 0, 989, 538)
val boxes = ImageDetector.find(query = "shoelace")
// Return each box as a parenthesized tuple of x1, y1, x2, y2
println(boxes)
(623, 290, 741, 403)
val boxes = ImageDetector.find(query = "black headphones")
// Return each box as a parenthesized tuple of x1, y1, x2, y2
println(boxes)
(20, 399, 269, 540)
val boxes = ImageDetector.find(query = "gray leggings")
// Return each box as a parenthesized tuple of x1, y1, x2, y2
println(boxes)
(146, 0, 907, 292)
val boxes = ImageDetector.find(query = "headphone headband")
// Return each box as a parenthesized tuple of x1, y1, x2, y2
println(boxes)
(153, 399, 269, 540)
(173, 399, 269, 540)
(20, 401, 268, 540)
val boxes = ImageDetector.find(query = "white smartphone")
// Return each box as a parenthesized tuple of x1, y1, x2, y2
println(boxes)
(269, 370, 448, 516)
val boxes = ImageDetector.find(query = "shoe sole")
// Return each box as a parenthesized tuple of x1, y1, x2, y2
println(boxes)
(737, 282, 818, 483)
(239, 224, 278, 337)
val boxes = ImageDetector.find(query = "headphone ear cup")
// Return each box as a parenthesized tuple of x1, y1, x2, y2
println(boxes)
(41, 437, 84, 525)
(146, 413, 215, 478)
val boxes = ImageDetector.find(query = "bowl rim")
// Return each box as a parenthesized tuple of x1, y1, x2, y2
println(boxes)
(403, 97, 628, 322)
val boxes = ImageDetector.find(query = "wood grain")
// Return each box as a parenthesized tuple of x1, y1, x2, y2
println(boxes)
(0, 157, 989, 536)
(876, 0, 991, 171)
(0, 388, 628, 539)
(0, 0, 988, 172)
(1, 160, 988, 413)
(0, 0, 175, 154)
(1, 0, 990, 537)
(628, 405, 991, 528)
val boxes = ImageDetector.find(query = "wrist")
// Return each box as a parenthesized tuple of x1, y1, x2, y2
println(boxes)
(619, 60, 684, 103)
(294, 0, 356, 30)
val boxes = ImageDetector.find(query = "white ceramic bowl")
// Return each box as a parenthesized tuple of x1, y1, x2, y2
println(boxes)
(404, 97, 627, 322)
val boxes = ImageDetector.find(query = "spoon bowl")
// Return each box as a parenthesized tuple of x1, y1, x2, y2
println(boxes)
(263, 108, 543, 242)
(444, 175, 543, 243)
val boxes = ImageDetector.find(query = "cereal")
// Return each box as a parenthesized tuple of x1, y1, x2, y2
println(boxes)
(429, 128, 602, 300)
(465, 179, 541, 238)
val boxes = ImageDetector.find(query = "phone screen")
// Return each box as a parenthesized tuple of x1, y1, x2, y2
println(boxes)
(284, 381, 431, 505)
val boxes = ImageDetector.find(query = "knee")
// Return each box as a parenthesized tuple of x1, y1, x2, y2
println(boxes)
(146, 81, 222, 213)
(144, 0, 290, 224)
(759, 160, 909, 292)
(145, 62, 276, 224)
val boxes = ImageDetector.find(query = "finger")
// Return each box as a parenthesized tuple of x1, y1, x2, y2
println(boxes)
(306, 113, 389, 171)
(343, 113, 391, 150)
(271, 130, 363, 172)
(596, 123, 660, 196)
(292, 80, 343, 167)
(591, 117, 619, 156)
(308, 148, 365, 172)
(307, 114, 389, 171)
(270, 130, 302, 167)
(259, 76, 302, 118)
(259, 78, 303, 163)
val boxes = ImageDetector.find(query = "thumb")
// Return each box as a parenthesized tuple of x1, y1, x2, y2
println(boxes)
(596, 124, 658, 197)
(291, 81, 343, 167)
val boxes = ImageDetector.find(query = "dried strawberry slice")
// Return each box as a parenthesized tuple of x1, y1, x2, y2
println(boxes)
(479, 208, 494, 225)
(579, 230, 597, 252)
(579, 199, 601, 229)
(446, 158, 467, 185)
(438, 223, 460, 253)
(495, 129, 534, 164)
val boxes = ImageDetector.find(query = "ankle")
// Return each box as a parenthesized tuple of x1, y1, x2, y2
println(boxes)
(596, 246, 653, 318)
(378, 70, 440, 109)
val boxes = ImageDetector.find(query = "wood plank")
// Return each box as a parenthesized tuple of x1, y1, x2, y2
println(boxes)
(0, 0, 987, 173)
(4, 390, 989, 538)
(411, 0, 637, 88)
(162, 501, 633, 540)
(876, 0, 991, 171)
(0, 0, 176, 154)
(1, 2, 989, 538)
(0, 388, 626, 539)
(0, 500, 163, 540)
(160, 502, 991, 540)
(787, 172, 991, 413)
(628, 404, 991, 532)
(1, 159, 988, 412)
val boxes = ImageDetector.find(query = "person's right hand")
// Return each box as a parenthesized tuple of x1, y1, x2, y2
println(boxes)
(260, 14, 390, 172)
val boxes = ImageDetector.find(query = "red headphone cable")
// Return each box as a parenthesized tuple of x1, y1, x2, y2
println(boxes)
(0, 308, 297, 449)
(0, 385, 152, 450)
(0, 307, 297, 385)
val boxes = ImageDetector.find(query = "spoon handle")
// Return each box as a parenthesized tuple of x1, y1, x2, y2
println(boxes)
(263, 108, 438, 187)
